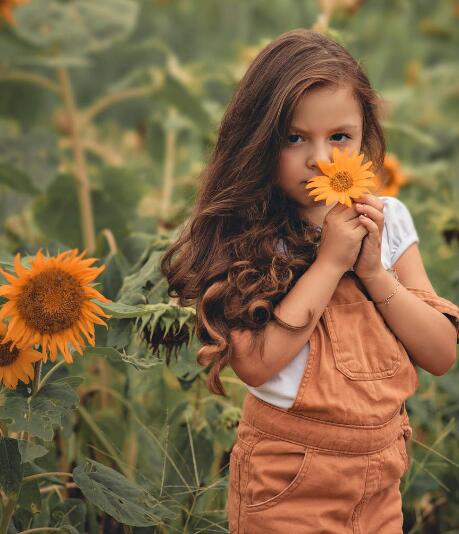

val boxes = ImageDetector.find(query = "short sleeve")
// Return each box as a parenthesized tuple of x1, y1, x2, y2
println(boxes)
(405, 287, 459, 344)
(381, 196, 420, 267)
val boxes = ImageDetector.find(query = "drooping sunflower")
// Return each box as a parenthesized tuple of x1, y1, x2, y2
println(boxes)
(373, 153, 407, 196)
(305, 146, 376, 207)
(0, 321, 43, 390)
(0, 249, 111, 364)
(0, 0, 29, 26)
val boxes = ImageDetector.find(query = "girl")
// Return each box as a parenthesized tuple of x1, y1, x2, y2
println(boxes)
(160, 29, 459, 533)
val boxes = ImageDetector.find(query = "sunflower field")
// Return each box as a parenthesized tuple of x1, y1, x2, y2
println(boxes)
(0, 1, 458, 532)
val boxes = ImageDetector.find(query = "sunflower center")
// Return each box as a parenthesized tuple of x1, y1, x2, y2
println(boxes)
(330, 171, 353, 192)
(0, 338, 20, 367)
(17, 268, 85, 334)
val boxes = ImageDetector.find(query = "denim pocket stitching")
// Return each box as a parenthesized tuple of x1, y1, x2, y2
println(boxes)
(324, 300, 401, 380)
(245, 447, 314, 512)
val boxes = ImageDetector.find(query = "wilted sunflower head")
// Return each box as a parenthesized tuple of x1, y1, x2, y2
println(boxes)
(141, 320, 192, 365)
(0, 249, 111, 364)
(0, 321, 42, 390)
(305, 146, 376, 207)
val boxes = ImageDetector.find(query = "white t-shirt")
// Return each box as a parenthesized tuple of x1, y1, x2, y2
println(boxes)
(246, 196, 420, 409)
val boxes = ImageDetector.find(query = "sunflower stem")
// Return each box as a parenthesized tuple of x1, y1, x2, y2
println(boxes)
(57, 66, 96, 254)
(0, 70, 61, 94)
(0, 495, 17, 534)
(36, 360, 66, 393)
(80, 85, 152, 125)
(31, 360, 42, 396)
(22, 472, 73, 483)
(160, 107, 177, 225)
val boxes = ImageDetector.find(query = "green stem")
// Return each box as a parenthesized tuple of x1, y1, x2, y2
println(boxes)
(17, 528, 63, 534)
(0, 496, 17, 534)
(81, 86, 152, 124)
(57, 66, 96, 254)
(18, 360, 43, 441)
(32, 360, 42, 395)
(160, 107, 177, 223)
(22, 472, 72, 484)
(77, 404, 129, 478)
(36, 360, 66, 393)
(0, 71, 60, 94)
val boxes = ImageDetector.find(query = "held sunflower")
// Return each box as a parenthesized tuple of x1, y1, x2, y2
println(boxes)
(0, 249, 111, 364)
(0, 321, 43, 390)
(305, 146, 376, 207)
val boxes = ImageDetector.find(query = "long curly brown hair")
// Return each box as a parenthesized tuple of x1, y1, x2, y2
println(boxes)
(160, 29, 386, 396)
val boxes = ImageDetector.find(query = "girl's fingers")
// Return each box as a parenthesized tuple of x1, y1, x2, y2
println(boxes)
(359, 214, 379, 233)
(354, 203, 384, 222)
(354, 194, 385, 212)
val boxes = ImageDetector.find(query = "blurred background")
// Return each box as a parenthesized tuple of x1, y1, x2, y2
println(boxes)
(0, 0, 458, 532)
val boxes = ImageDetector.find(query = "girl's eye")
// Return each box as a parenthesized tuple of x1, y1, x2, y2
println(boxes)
(287, 134, 303, 144)
(331, 133, 351, 142)
(287, 132, 351, 145)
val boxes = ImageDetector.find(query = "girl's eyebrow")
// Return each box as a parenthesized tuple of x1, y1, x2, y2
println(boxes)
(290, 124, 359, 133)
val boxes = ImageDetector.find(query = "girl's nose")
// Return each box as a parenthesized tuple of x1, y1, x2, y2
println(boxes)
(306, 151, 331, 172)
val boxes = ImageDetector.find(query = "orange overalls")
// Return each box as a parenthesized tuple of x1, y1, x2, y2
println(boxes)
(227, 270, 459, 533)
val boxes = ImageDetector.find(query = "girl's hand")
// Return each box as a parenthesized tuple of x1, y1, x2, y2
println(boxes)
(353, 195, 386, 282)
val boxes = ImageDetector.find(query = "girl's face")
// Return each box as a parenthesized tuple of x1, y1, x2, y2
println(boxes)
(274, 84, 363, 226)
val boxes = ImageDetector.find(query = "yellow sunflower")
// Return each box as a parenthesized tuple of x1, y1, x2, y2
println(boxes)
(0, 0, 29, 26)
(0, 249, 111, 364)
(0, 321, 43, 390)
(373, 153, 407, 196)
(305, 146, 376, 207)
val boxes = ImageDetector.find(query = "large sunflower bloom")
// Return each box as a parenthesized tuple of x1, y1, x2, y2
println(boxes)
(305, 146, 376, 207)
(373, 153, 407, 196)
(0, 322, 43, 390)
(0, 249, 111, 364)
(0, 0, 29, 26)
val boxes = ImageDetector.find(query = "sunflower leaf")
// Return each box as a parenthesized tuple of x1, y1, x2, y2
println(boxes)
(0, 162, 40, 194)
(0, 383, 79, 441)
(17, 439, 49, 464)
(0, 437, 23, 498)
(72, 459, 177, 526)
(17, 478, 42, 515)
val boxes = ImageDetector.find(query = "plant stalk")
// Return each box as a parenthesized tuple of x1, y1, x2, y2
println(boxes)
(160, 107, 177, 224)
(57, 67, 96, 253)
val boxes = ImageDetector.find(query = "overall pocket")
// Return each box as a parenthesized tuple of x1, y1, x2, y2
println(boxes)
(244, 437, 313, 512)
(324, 300, 401, 380)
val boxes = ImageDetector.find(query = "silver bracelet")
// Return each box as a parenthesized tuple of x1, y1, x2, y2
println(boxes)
(374, 270, 401, 305)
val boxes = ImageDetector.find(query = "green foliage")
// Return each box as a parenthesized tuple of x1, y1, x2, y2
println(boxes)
(0, 0, 458, 531)
(0, 437, 23, 498)
(14, 0, 140, 65)
(0, 382, 79, 441)
(73, 460, 177, 526)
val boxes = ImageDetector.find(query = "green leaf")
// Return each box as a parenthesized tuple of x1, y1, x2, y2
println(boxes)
(98, 252, 130, 301)
(17, 478, 41, 515)
(17, 440, 49, 464)
(0, 437, 23, 498)
(82, 346, 128, 372)
(14, 0, 139, 60)
(0, 162, 40, 194)
(156, 71, 212, 133)
(34, 167, 145, 248)
(0, 383, 79, 441)
(50, 498, 86, 532)
(73, 459, 177, 526)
